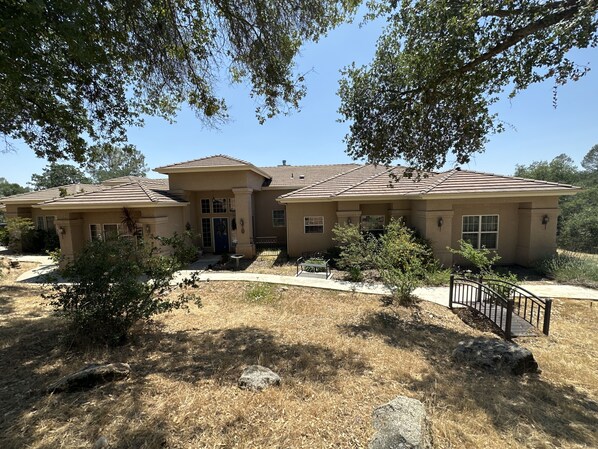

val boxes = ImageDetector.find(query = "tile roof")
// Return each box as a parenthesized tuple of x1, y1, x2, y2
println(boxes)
(279, 166, 580, 201)
(155, 154, 270, 174)
(101, 175, 163, 186)
(38, 179, 185, 209)
(0, 183, 105, 204)
(260, 164, 360, 188)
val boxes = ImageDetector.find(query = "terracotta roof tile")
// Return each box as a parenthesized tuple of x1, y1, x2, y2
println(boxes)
(38, 179, 185, 208)
(279, 166, 580, 201)
(0, 184, 105, 204)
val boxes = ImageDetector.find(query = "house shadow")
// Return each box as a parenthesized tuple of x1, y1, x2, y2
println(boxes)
(339, 309, 598, 446)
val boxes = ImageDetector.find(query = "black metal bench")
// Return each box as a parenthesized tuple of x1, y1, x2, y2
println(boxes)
(296, 257, 332, 279)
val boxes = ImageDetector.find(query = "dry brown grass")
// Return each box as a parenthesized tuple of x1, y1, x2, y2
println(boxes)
(0, 265, 596, 449)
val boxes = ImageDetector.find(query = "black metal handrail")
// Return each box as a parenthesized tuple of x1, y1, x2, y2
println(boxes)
(449, 276, 514, 339)
(449, 275, 552, 338)
(483, 277, 552, 335)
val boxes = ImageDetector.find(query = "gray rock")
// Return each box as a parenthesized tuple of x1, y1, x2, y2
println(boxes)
(92, 435, 109, 449)
(48, 363, 131, 393)
(370, 396, 432, 449)
(238, 365, 281, 391)
(452, 338, 539, 375)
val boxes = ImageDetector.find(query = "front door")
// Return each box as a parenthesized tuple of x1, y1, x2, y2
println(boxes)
(213, 218, 229, 254)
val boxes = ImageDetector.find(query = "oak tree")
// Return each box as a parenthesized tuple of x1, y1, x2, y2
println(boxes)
(339, 1, 598, 170)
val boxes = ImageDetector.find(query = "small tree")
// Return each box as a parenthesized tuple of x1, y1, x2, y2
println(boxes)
(375, 219, 431, 305)
(47, 235, 200, 345)
(448, 239, 501, 275)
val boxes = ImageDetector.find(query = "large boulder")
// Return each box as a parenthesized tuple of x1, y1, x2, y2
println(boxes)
(452, 338, 539, 375)
(238, 365, 281, 391)
(47, 363, 131, 393)
(369, 396, 432, 449)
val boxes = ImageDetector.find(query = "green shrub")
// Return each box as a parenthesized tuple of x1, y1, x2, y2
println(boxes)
(0, 226, 8, 246)
(46, 235, 200, 345)
(5, 217, 35, 252)
(448, 239, 501, 274)
(537, 252, 598, 288)
(332, 223, 378, 272)
(375, 219, 432, 305)
(244, 283, 279, 304)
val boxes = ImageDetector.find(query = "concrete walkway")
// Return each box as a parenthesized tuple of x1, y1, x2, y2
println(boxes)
(13, 259, 598, 308)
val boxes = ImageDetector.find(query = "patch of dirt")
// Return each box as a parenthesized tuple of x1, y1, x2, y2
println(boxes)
(453, 307, 503, 336)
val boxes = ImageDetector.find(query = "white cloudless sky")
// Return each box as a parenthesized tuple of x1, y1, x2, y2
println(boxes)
(2, 12, 597, 185)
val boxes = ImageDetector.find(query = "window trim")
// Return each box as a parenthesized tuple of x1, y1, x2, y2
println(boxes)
(304, 216, 324, 234)
(102, 223, 120, 240)
(272, 209, 286, 228)
(461, 215, 499, 250)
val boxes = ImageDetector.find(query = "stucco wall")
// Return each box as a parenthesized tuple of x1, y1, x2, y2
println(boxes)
(168, 171, 264, 191)
(286, 202, 338, 257)
(254, 189, 293, 243)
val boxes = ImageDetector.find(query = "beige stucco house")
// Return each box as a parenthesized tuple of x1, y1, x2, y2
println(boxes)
(1, 155, 579, 267)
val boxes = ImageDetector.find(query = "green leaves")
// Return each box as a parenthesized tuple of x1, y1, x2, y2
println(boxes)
(339, 0, 598, 170)
(0, 0, 358, 162)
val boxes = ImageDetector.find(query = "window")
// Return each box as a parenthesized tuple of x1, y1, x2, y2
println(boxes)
(201, 218, 212, 248)
(304, 216, 324, 234)
(45, 216, 56, 231)
(212, 198, 227, 213)
(462, 215, 498, 249)
(201, 199, 211, 214)
(272, 210, 286, 227)
(103, 224, 120, 240)
(361, 215, 385, 232)
(90, 224, 101, 241)
(36, 215, 56, 231)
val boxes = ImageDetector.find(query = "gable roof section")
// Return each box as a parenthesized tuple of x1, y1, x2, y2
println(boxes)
(37, 179, 186, 210)
(0, 183, 105, 205)
(261, 163, 360, 188)
(278, 167, 580, 202)
(155, 154, 272, 179)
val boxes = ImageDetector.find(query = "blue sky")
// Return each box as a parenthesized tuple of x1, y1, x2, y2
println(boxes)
(2, 13, 597, 185)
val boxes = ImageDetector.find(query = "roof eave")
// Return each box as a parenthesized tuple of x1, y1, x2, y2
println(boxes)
(154, 165, 272, 179)
(277, 188, 581, 203)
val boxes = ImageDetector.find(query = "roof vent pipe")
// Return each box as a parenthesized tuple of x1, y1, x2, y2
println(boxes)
(282, 160, 287, 166)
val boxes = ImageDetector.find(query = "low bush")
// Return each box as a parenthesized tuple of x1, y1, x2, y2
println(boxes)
(375, 219, 432, 305)
(332, 223, 378, 279)
(46, 235, 201, 345)
(537, 252, 598, 289)
(3, 218, 59, 253)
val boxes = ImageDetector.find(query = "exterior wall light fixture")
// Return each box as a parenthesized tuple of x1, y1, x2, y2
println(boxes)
(437, 217, 444, 229)
(542, 215, 550, 229)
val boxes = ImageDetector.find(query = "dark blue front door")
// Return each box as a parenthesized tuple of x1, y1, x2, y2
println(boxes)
(213, 218, 229, 254)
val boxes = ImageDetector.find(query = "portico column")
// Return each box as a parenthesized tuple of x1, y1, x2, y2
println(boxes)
(54, 218, 84, 268)
(232, 188, 256, 257)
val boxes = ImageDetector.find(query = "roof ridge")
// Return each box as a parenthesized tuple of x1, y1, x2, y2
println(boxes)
(155, 154, 257, 170)
(332, 165, 397, 197)
(420, 169, 459, 194)
(259, 163, 360, 169)
(278, 165, 366, 199)
(137, 181, 159, 202)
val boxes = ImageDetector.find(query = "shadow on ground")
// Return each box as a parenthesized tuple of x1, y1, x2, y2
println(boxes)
(339, 309, 598, 447)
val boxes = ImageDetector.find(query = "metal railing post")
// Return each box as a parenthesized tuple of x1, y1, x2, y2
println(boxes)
(448, 274, 454, 309)
(543, 298, 553, 336)
(477, 275, 483, 303)
(505, 299, 514, 340)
